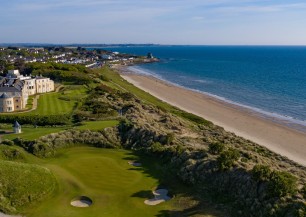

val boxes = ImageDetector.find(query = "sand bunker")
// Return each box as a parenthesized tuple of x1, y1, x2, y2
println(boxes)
(70, 196, 93, 207)
(144, 189, 171, 205)
(0, 212, 22, 217)
(128, 161, 142, 167)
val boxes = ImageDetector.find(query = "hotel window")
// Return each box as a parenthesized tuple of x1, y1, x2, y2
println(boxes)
(16, 99, 18, 102)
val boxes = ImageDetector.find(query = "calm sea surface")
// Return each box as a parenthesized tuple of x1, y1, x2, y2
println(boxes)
(102, 46, 306, 130)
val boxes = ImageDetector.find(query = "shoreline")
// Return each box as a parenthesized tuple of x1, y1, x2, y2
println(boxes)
(118, 67, 306, 166)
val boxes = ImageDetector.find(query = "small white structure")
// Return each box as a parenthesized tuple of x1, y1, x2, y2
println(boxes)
(13, 121, 21, 134)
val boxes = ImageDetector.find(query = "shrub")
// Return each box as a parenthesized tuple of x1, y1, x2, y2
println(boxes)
(100, 74, 110, 82)
(81, 99, 116, 116)
(268, 171, 298, 197)
(93, 84, 114, 94)
(0, 114, 71, 126)
(119, 119, 134, 133)
(301, 183, 306, 199)
(32, 142, 55, 158)
(165, 133, 175, 145)
(118, 92, 134, 101)
(209, 142, 225, 155)
(217, 148, 240, 170)
(1, 148, 24, 160)
(252, 164, 272, 182)
(151, 142, 164, 153)
(297, 204, 306, 217)
(1, 139, 14, 146)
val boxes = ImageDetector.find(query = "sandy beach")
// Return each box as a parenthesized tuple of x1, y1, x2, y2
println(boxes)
(120, 71, 306, 167)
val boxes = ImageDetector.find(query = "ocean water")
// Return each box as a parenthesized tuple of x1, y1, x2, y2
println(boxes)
(102, 46, 306, 130)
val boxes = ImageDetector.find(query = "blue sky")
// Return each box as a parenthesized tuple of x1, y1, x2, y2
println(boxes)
(1, 0, 306, 45)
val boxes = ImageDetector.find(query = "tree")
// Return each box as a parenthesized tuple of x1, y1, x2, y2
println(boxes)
(14, 59, 26, 73)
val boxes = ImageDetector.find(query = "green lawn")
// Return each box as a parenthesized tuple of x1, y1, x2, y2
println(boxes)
(75, 120, 119, 131)
(1, 126, 68, 141)
(25, 147, 173, 217)
(0, 120, 119, 141)
(28, 85, 88, 116)
(32, 92, 76, 115)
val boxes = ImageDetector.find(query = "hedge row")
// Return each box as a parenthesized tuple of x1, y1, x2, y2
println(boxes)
(0, 114, 71, 126)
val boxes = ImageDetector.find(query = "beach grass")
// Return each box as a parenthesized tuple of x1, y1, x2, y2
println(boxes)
(95, 67, 173, 110)
(95, 67, 212, 126)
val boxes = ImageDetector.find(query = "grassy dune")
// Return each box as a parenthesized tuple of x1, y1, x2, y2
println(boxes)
(96, 67, 211, 126)
(0, 159, 56, 214)
(95, 67, 173, 110)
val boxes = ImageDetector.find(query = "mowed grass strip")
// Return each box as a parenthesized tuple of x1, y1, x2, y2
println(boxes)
(2, 126, 68, 141)
(34, 92, 75, 115)
(26, 85, 87, 116)
(26, 147, 172, 217)
(75, 120, 119, 131)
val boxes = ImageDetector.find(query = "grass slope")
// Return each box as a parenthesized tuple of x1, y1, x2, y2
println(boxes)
(75, 120, 119, 131)
(0, 159, 56, 214)
(96, 67, 173, 110)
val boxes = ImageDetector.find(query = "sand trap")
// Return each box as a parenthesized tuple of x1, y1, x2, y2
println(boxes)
(0, 212, 22, 217)
(128, 161, 142, 167)
(144, 189, 171, 205)
(70, 196, 93, 207)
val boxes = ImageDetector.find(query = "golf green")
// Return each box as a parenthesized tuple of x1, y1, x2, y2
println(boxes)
(25, 147, 173, 217)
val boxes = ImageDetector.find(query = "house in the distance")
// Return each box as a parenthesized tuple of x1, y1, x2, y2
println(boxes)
(0, 70, 55, 112)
